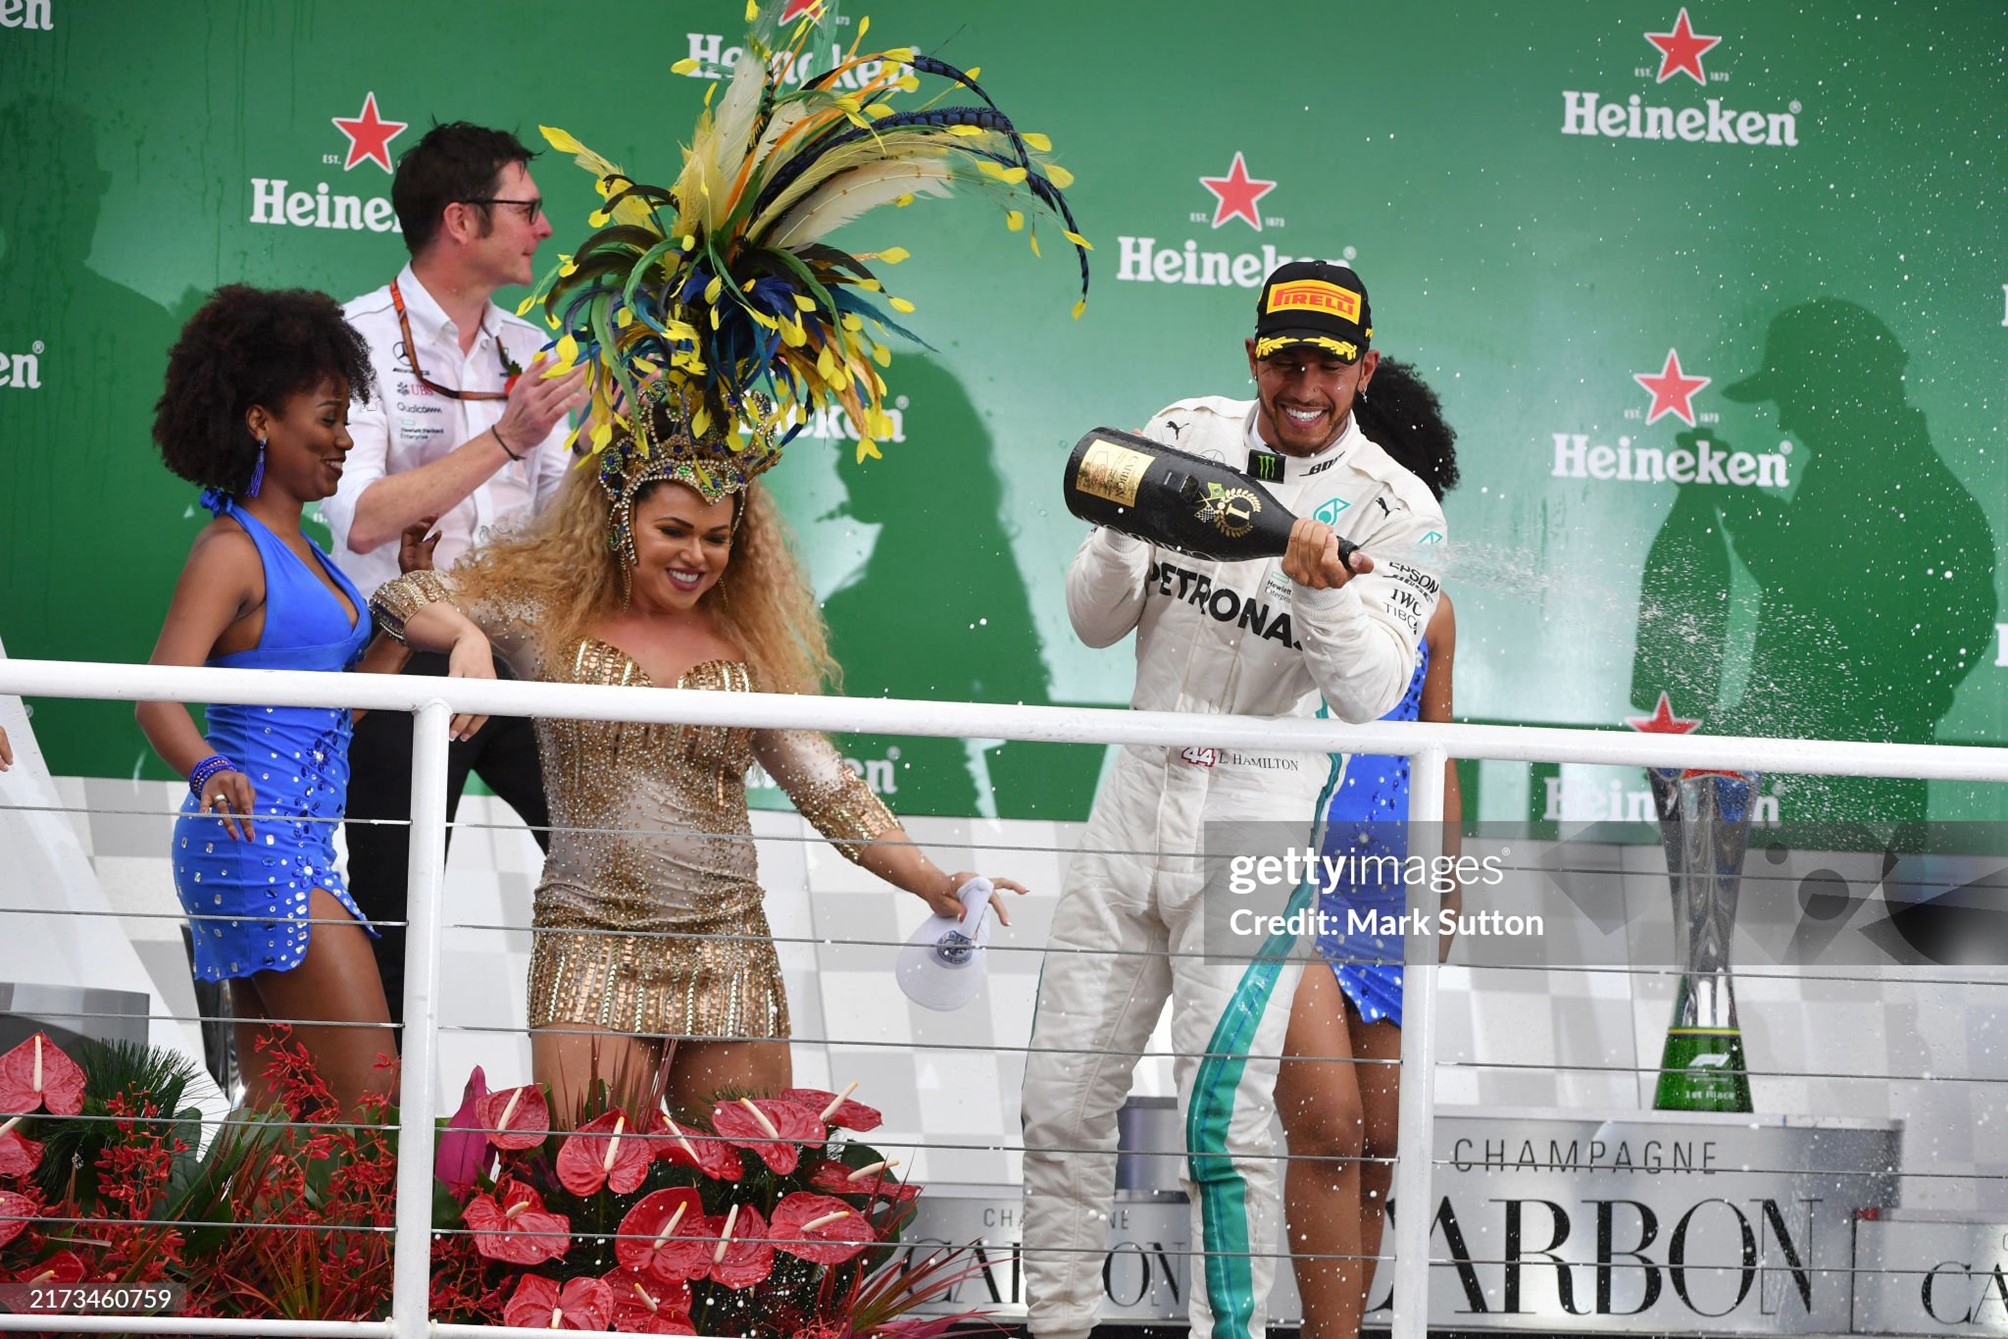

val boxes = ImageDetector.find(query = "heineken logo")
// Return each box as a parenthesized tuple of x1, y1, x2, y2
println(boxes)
(1633, 348, 1709, 426)
(680, 28, 912, 88)
(330, 92, 406, 174)
(1116, 151, 1363, 291)
(1646, 8, 1721, 84)
(0, 0, 50, 30)
(0, 341, 43, 391)
(1562, 9, 1802, 148)
(1550, 353, 1788, 489)
(1198, 152, 1277, 231)
(247, 92, 402, 233)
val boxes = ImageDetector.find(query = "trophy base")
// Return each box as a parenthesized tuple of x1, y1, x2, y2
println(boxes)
(1654, 1027, 1753, 1112)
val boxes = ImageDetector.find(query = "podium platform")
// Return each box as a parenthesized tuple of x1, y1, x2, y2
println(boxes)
(906, 1107, 1903, 1334)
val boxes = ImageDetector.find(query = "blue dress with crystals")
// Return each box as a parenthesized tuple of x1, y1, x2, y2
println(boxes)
(1314, 638, 1429, 1028)
(172, 500, 376, 981)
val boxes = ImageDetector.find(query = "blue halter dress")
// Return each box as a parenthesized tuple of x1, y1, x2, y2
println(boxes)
(172, 500, 376, 981)
(1314, 638, 1429, 1028)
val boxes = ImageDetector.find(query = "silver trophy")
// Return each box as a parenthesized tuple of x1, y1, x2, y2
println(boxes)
(1647, 768, 1758, 1112)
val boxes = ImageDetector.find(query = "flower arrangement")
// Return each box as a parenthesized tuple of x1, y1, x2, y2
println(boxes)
(0, 1029, 976, 1335)
(433, 1068, 967, 1336)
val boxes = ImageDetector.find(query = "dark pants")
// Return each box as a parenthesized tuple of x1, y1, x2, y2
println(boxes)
(344, 651, 551, 1030)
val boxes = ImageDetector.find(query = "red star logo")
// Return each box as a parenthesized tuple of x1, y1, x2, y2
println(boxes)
(1633, 349, 1710, 426)
(1626, 692, 1701, 735)
(1645, 8, 1722, 86)
(780, 0, 824, 20)
(1199, 152, 1277, 231)
(331, 92, 407, 174)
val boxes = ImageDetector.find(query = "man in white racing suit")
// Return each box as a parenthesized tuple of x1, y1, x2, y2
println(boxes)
(1022, 261, 1446, 1339)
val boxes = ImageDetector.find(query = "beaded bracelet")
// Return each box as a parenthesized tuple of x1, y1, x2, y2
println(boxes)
(187, 754, 236, 800)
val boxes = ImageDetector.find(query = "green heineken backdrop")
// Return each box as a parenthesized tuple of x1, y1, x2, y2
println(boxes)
(3, 1, 2004, 823)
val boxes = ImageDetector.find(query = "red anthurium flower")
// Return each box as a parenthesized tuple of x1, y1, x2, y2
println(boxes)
(706, 1202, 777, 1290)
(503, 1273, 615, 1332)
(0, 1119, 42, 1179)
(807, 1156, 908, 1199)
(605, 1263, 696, 1334)
(436, 1066, 489, 1196)
(476, 1084, 549, 1150)
(556, 1110, 653, 1196)
(653, 1111, 744, 1182)
(0, 1034, 84, 1116)
(0, 1190, 37, 1248)
(464, 1178, 571, 1264)
(711, 1097, 824, 1175)
(770, 1191, 876, 1264)
(780, 1084, 883, 1132)
(18, 1249, 85, 1284)
(613, 1187, 714, 1282)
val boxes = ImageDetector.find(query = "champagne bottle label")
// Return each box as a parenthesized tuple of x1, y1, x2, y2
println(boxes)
(1074, 440, 1153, 507)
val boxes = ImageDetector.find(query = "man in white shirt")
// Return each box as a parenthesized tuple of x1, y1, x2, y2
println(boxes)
(324, 122, 585, 1027)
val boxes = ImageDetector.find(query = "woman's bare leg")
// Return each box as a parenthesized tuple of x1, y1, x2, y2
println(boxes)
(1352, 1007, 1405, 1305)
(1278, 963, 1370, 1339)
(532, 1023, 669, 1126)
(240, 888, 396, 1116)
(661, 1039, 792, 1119)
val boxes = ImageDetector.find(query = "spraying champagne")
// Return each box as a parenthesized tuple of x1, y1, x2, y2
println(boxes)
(1062, 426, 1359, 567)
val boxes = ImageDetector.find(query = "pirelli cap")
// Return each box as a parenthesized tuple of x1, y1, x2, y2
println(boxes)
(1253, 260, 1373, 363)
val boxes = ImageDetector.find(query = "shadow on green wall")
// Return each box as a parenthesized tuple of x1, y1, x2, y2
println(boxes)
(1631, 299, 1997, 830)
(822, 356, 1100, 820)
(0, 97, 192, 778)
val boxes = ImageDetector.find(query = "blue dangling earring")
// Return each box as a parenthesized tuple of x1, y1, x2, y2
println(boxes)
(246, 437, 267, 499)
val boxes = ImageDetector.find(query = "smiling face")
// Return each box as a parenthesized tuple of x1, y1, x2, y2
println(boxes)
(628, 481, 735, 614)
(1245, 340, 1379, 456)
(246, 375, 353, 502)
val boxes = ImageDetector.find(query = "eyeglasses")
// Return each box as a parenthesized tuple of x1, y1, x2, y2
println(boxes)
(459, 196, 543, 224)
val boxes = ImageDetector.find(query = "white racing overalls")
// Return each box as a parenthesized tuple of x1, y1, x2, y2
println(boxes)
(1022, 396, 1445, 1339)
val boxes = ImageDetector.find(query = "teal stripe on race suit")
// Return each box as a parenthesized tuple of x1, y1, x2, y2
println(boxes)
(1186, 876, 1314, 1339)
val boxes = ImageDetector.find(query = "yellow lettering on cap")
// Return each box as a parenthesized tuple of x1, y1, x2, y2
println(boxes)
(1266, 279, 1362, 323)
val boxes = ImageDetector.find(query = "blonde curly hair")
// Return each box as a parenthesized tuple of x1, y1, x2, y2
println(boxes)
(447, 464, 835, 695)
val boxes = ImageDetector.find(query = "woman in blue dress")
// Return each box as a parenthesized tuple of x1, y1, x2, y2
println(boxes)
(137, 286, 421, 1115)
(1275, 359, 1462, 1339)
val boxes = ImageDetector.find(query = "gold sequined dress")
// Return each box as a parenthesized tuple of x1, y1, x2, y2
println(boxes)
(371, 571, 896, 1040)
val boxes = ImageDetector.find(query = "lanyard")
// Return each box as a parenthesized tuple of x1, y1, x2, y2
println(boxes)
(389, 278, 520, 401)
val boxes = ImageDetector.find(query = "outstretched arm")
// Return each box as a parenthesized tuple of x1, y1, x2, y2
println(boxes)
(754, 728, 1028, 924)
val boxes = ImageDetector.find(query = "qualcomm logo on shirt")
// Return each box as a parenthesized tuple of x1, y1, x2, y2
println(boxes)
(1550, 348, 1789, 488)
(0, 340, 43, 390)
(248, 92, 405, 233)
(1561, 8, 1802, 149)
(1117, 152, 1355, 290)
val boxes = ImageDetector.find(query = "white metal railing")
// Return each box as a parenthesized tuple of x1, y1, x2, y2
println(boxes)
(2, 656, 2005, 1339)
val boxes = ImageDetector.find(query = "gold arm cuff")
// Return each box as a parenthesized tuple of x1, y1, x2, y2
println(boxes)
(367, 570, 454, 644)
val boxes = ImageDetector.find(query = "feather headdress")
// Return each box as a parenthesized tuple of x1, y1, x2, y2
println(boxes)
(523, 0, 1091, 497)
